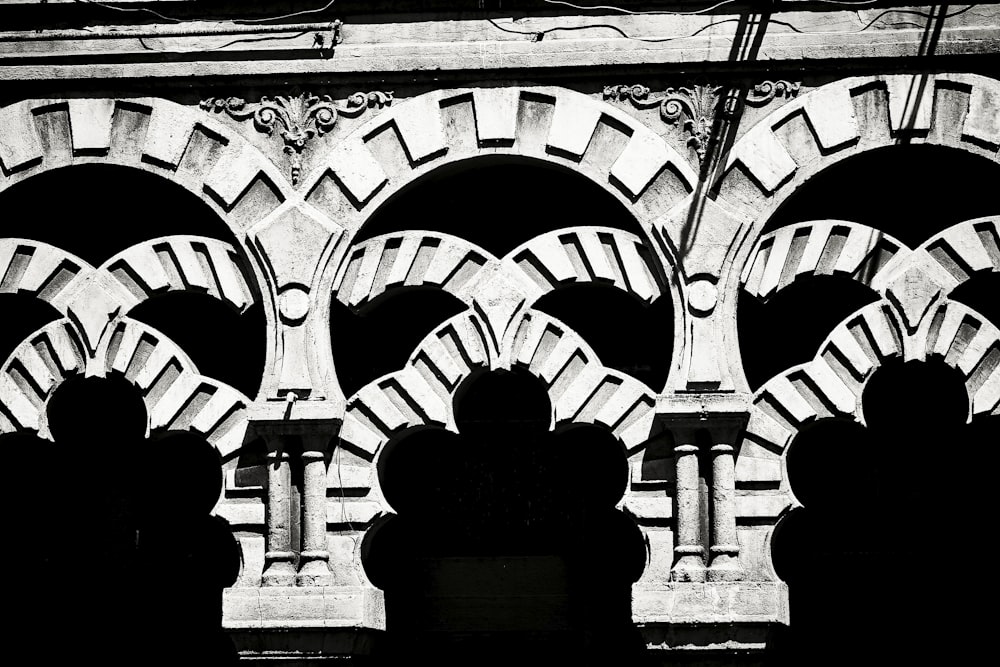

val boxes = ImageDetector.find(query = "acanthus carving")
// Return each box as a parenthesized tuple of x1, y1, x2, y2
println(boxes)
(200, 91, 394, 184)
(603, 80, 801, 163)
(603, 84, 732, 163)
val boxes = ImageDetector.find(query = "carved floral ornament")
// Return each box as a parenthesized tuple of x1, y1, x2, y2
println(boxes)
(603, 80, 799, 163)
(200, 91, 394, 184)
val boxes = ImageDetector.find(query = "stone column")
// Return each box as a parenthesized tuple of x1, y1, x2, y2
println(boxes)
(708, 435, 741, 581)
(671, 429, 706, 582)
(262, 436, 297, 586)
(297, 433, 333, 586)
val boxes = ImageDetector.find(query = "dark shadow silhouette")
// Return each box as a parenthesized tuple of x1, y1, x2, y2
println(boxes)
(761, 145, 1000, 245)
(769, 358, 1000, 665)
(331, 289, 467, 397)
(131, 294, 266, 399)
(365, 370, 647, 666)
(2, 376, 240, 664)
(535, 282, 673, 391)
(354, 158, 644, 256)
(739, 276, 878, 391)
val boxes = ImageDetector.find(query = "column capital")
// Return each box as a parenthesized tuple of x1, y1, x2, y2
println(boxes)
(657, 393, 749, 445)
(252, 418, 337, 455)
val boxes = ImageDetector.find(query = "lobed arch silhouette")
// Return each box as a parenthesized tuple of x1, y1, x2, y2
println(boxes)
(363, 367, 647, 664)
(768, 357, 999, 665)
(3, 374, 242, 663)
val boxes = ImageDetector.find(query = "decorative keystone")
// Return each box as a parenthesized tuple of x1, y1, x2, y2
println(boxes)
(201, 91, 393, 184)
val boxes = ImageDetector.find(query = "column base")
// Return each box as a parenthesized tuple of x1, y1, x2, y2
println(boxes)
(296, 554, 335, 587)
(670, 552, 707, 583)
(262, 552, 298, 587)
(224, 585, 386, 632)
(707, 550, 743, 582)
(634, 580, 789, 627)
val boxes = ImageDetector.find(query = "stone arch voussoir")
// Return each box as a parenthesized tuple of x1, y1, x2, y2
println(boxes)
(504, 309, 657, 452)
(721, 73, 1000, 285)
(505, 226, 666, 306)
(0, 97, 291, 238)
(101, 235, 259, 315)
(723, 73, 1000, 205)
(741, 220, 910, 301)
(308, 87, 691, 319)
(333, 231, 499, 311)
(305, 86, 695, 225)
(0, 316, 251, 460)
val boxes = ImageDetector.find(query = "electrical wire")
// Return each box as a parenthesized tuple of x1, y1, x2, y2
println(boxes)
(137, 30, 314, 54)
(234, 0, 338, 24)
(71, 0, 338, 25)
(489, 4, 978, 43)
(542, 0, 884, 13)
(73, 0, 182, 23)
(541, 0, 742, 15)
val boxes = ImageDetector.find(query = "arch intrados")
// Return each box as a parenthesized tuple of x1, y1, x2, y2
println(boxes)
(351, 154, 650, 253)
(760, 145, 1000, 244)
(721, 73, 1000, 294)
(0, 163, 239, 257)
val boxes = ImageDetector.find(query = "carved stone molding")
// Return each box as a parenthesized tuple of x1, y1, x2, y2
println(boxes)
(201, 91, 394, 183)
(603, 80, 800, 163)
(604, 83, 733, 163)
(745, 80, 800, 107)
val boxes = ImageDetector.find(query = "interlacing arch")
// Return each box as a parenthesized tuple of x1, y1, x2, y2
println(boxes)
(0, 316, 252, 458)
(333, 226, 665, 352)
(340, 308, 656, 457)
(311, 85, 695, 396)
(0, 112, 265, 457)
(339, 306, 657, 517)
(0, 97, 291, 231)
(739, 295, 1000, 523)
(741, 217, 1000, 305)
(0, 95, 293, 389)
(720, 73, 1000, 216)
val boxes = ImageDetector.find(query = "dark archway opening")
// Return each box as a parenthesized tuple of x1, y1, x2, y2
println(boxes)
(0, 294, 62, 365)
(739, 276, 877, 390)
(365, 370, 646, 665)
(130, 294, 266, 399)
(331, 289, 467, 398)
(335, 159, 670, 399)
(2, 376, 240, 664)
(769, 359, 999, 665)
(741, 145, 1000, 391)
(355, 158, 640, 256)
(535, 282, 673, 391)
(0, 165, 264, 398)
(0, 164, 234, 263)
(763, 145, 1000, 245)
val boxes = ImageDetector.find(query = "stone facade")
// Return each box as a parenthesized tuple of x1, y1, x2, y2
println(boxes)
(2, 1, 999, 664)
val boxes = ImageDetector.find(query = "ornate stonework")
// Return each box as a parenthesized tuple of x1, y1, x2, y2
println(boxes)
(2, 1, 999, 663)
(201, 91, 393, 183)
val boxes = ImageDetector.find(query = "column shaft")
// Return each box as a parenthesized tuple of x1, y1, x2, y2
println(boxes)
(263, 443, 296, 586)
(672, 441, 706, 582)
(708, 442, 741, 581)
(297, 437, 332, 586)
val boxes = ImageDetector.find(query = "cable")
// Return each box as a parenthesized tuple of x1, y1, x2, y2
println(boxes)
(541, 0, 741, 15)
(489, 4, 977, 43)
(235, 0, 338, 24)
(72, 0, 338, 26)
(770, 5, 977, 37)
(73, 0, 182, 23)
(137, 30, 314, 54)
